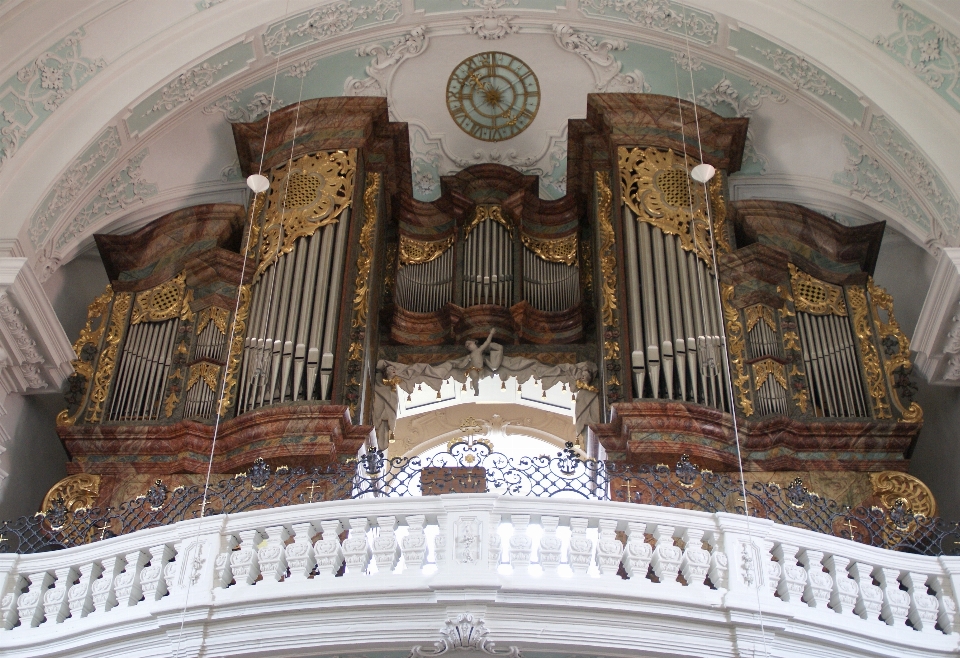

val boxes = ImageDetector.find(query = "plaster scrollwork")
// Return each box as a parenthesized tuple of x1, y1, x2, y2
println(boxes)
(144, 60, 234, 116)
(32, 244, 61, 284)
(695, 77, 785, 119)
(203, 91, 283, 123)
(28, 127, 122, 249)
(752, 46, 841, 98)
(410, 613, 521, 657)
(552, 25, 650, 94)
(876, 2, 960, 113)
(945, 314, 960, 354)
(220, 160, 242, 182)
(577, 0, 718, 43)
(0, 29, 105, 172)
(0, 293, 47, 390)
(262, 0, 403, 55)
(464, 0, 519, 41)
(287, 60, 317, 79)
(945, 354, 960, 381)
(344, 26, 428, 97)
(672, 51, 704, 72)
(53, 149, 159, 252)
(410, 125, 442, 200)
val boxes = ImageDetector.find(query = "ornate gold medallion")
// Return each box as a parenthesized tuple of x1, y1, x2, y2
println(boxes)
(446, 52, 539, 142)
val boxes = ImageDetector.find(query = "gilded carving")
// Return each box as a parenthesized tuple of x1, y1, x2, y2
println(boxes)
(188, 362, 222, 393)
(595, 171, 618, 329)
(86, 292, 131, 423)
(782, 331, 800, 352)
(753, 358, 787, 390)
(131, 272, 187, 325)
(57, 284, 113, 426)
(721, 284, 753, 416)
(788, 264, 847, 316)
(871, 471, 937, 518)
(197, 306, 229, 335)
(218, 285, 251, 416)
(398, 234, 454, 266)
(520, 232, 578, 266)
(744, 304, 776, 333)
(464, 204, 512, 237)
(847, 285, 891, 419)
(708, 170, 732, 254)
(258, 149, 356, 278)
(164, 389, 180, 418)
(618, 146, 714, 265)
(353, 172, 381, 329)
(867, 278, 923, 424)
(42, 474, 101, 513)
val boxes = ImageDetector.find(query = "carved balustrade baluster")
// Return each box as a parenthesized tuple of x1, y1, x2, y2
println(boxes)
(509, 515, 532, 571)
(342, 518, 371, 576)
(707, 532, 728, 590)
(824, 554, 860, 616)
(285, 523, 317, 581)
(139, 544, 173, 601)
(313, 521, 344, 577)
(114, 551, 149, 606)
(66, 562, 101, 621)
(623, 521, 652, 582)
(933, 573, 959, 634)
(17, 571, 52, 628)
(760, 539, 781, 599)
(487, 514, 502, 571)
(877, 567, 910, 627)
(42, 566, 76, 624)
(214, 536, 238, 588)
(849, 561, 883, 621)
(0, 573, 24, 630)
(567, 517, 593, 575)
(258, 526, 289, 583)
(229, 530, 262, 586)
(772, 542, 807, 605)
(372, 516, 399, 574)
(679, 529, 710, 588)
(596, 519, 624, 577)
(538, 516, 562, 573)
(89, 556, 122, 615)
(798, 549, 832, 609)
(435, 513, 448, 568)
(903, 571, 940, 633)
(651, 526, 682, 586)
(400, 515, 427, 572)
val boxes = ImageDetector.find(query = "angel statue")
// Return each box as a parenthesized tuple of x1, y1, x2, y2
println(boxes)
(463, 328, 503, 393)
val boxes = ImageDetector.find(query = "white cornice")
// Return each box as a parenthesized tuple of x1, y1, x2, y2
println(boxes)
(913, 247, 960, 385)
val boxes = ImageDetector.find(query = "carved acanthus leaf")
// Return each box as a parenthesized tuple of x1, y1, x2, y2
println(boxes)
(464, 0, 519, 40)
(409, 613, 521, 657)
(344, 26, 428, 97)
(553, 24, 649, 93)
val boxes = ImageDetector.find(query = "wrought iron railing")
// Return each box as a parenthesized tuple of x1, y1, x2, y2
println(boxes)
(1, 443, 958, 556)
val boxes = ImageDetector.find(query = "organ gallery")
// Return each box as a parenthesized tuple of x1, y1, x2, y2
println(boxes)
(38, 91, 934, 521)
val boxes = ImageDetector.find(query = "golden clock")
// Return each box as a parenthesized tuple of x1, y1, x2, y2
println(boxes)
(446, 52, 540, 142)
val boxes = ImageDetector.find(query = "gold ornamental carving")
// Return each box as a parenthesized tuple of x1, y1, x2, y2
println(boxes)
(788, 264, 847, 316)
(187, 362, 222, 393)
(708, 170, 732, 254)
(86, 292, 131, 423)
(41, 474, 101, 514)
(398, 234, 454, 266)
(258, 149, 357, 279)
(57, 284, 114, 426)
(753, 358, 787, 390)
(744, 304, 777, 333)
(464, 204, 512, 238)
(618, 146, 715, 266)
(218, 284, 251, 416)
(847, 285, 891, 419)
(520, 232, 578, 266)
(595, 171, 618, 329)
(353, 172, 381, 330)
(131, 272, 187, 325)
(245, 188, 269, 255)
(721, 285, 753, 416)
(870, 471, 937, 517)
(197, 306, 229, 335)
(867, 278, 923, 424)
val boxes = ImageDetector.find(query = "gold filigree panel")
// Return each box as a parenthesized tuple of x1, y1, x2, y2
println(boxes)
(258, 149, 357, 278)
(618, 147, 715, 265)
(86, 292, 131, 423)
(398, 234, 454, 266)
(197, 306, 229, 335)
(867, 278, 923, 424)
(789, 264, 847, 316)
(744, 304, 777, 333)
(131, 272, 187, 325)
(521, 233, 577, 266)
(753, 358, 787, 390)
(464, 204, 512, 237)
(42, 474, 101, 513)
(870, 471, 937, 517)
(721, 286, 753, 416)
(848, 285, 890, 419)
(188, 362, 222, 393)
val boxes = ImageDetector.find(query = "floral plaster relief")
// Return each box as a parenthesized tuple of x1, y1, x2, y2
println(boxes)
(262, 0, 403, 55)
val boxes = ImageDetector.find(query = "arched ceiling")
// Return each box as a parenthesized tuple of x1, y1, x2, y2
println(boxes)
(3, 0, 960, 281)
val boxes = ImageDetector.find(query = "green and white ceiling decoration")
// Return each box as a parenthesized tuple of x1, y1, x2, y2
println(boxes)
(4, 0, 960, 283)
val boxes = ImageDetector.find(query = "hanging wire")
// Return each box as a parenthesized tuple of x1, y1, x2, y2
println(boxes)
(678, 5, 771, 655)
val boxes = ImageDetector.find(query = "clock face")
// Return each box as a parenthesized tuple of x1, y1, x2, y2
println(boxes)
(446, 52, 540, 142)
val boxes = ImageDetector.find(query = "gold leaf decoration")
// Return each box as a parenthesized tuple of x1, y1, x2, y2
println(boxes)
(398, 234, 454, 265)
(188, 362, 222, 393)
(218, 284, 251, 416)
(86, 292, 130, 423)
(131, 272, 186, 325)
(870, 471, 937, 517)
(353, 172, 381, 330)
(867, 278, 923, 424)
(464, 204, 512, 238)
(521, 233, 578, 266)
(258, 149, 357, 278)
(847, 285, 890, 419)
(789, 264, 847, 316)
(618, 146, 715, 266)
(596, 171, 618, 329)
(744, 304, 777, 333)
(42, 474, 101, 513)
(753, 358, 787, 390)
(721, 284, 753, 416)
(197, 306, 229, 335)
(57, 284, 114, 426)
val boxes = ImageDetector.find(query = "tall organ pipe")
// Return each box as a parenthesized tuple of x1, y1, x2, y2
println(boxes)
(621, 208, 647, 397)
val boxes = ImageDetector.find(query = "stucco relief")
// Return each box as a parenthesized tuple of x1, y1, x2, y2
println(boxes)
(262, 0, 403, 55)
(464, 0, 520, 40)
(144, 60, 234, 116)
(552, 25, 650, 93)
(577, 0, 718, 44)
(203, 91, 284, 123)
(343, 26, 429, 97)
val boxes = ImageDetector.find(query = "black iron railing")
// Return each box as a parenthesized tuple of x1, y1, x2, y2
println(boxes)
(1, 443, 958, 556)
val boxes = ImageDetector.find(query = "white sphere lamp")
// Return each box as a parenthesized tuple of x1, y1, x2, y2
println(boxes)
(690, 163, 716, 184)
(246, 174, 270, 194)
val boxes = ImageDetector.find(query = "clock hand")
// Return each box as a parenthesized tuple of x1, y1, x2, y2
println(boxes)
(467, 72, 489, 92)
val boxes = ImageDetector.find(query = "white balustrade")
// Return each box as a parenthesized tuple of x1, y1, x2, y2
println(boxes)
(0, 495, 956, 658)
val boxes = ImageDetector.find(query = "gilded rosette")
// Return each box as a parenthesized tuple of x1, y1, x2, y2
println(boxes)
(398, 234, 454, 266)
(847, 285, 891, 419)
(618, 146, 714, 265)
(788, 264, 847, 316)
(867, 278, 923, 423)
(258, 149, 356, 278)
(131, 272, 186, 325)
(520, 233, 578, 266)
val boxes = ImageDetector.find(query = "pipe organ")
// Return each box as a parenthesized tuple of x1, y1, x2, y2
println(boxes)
(236, 150, 356, 411)
(462, 206, 514, 308)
